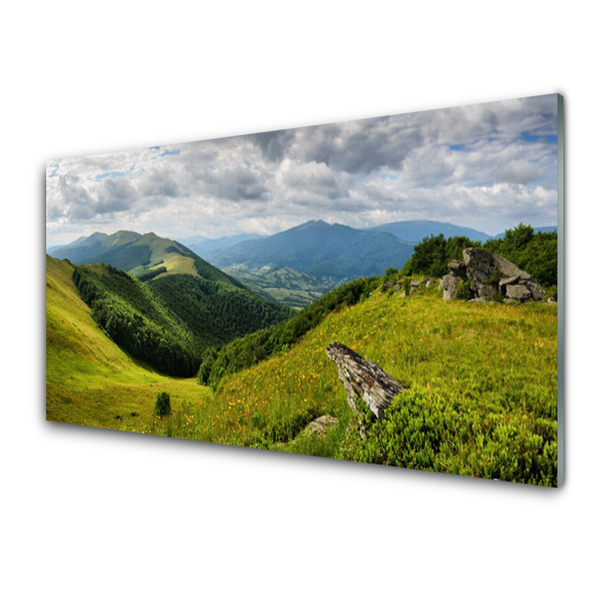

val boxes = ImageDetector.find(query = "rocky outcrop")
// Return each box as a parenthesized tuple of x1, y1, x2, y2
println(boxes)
(440, 248, 545, 302)
(381, 276, 429, 297)
(326, 342, 403, 437)
(304, 415, 339, 436)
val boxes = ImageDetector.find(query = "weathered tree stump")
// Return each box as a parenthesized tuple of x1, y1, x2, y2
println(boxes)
(326, 342, 403, 429)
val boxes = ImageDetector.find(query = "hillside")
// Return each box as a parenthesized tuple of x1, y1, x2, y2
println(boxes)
(71, 260, 292, 376)
(48, 230, 243, 285)
(46, 255, 208, 429)
(365, 220, 492, 243)
(149, 280, 558, 485)
(49, 251, 558, 485)
(48, 230, 294, 372)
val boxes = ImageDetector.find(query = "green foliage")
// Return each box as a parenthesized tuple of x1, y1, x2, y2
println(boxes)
(72, 261, 293, 378)
(455, 279, 472, 300)
(403, 224, 557, 291)
(204, 290, 557, 485)
(154, 392, 171, 417)
(148, 274, 293, 351)
(344, 385, 557, 486)
(46, 255, 209, 431)
(202, 277, 382, 388)
(132, 266, 167, 282)
(85, 243, 152, 271)
(197, 347, 218, 385)
(72, 265, 198, 377)
(384, 266, 398, 281)
(403, 234, 479, 278)
(483, 224, 557, 288)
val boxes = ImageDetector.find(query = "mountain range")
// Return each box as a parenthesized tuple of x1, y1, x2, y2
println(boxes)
(47, 231, 293, 374)
(364, 220, 492, 243)
(49, 219, 556, 310)
(193, 219, 500, 306)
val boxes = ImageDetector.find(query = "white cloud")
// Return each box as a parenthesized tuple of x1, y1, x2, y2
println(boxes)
(46, 94, 559, 247)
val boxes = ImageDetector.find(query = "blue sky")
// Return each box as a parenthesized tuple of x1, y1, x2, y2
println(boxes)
(46, 94, 559, 247)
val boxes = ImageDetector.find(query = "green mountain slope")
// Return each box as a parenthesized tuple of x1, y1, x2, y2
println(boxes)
(48, 230, 242, 284)
(146, 272, 294, 349)
(72, 260, 293, 376)
(46, 255, 208, 429)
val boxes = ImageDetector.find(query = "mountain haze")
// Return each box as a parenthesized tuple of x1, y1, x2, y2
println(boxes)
(205, 220, 412, 278)
(365, 220, 492, 243)
(180, 233, 264, 258)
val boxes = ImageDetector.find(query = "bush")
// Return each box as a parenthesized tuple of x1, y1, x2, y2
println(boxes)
(455, 280, 472, 300)
(402, 234, 479, 278)
(482, 224, 557, 288)
(154, 392, 171, 417)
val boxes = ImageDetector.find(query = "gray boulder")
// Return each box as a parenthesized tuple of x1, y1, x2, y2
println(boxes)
(448, 259, 467, 278)
(505, 284, 532, 301)
(440, 274, 461, 300)
(326, 342, 403, 437)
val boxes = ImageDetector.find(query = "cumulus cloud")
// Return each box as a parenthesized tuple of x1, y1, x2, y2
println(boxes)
(46, 94, 559, 247)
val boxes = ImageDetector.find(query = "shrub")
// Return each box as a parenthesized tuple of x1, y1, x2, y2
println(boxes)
(154, 392, 171, 417)
(455, 280, 472, 300)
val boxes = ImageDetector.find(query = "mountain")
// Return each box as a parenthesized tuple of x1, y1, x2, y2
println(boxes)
(203, 220, 414, 306)
(179, 233, 264, 258)
(47, 230, 294, 375)
(48, 230, 208, 277)
(364, 220, 492, 243)
(47, 229, 255, 290)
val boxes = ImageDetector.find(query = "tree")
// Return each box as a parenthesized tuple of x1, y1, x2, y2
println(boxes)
(154, 392, 171, 417)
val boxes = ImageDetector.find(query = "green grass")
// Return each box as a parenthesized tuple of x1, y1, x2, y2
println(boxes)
(140, 282, 557, 485)
(48, 255, 558, 485)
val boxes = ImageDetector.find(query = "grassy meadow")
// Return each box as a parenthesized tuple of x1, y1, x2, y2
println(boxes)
(47, 256, 558, 484)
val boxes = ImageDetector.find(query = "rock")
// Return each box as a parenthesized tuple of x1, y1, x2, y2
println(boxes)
(326, 342, 403, 424)
(448, 259, 467, 278)
(411, 279, 421, 288)
(499, 275, 520, 287)
(425, 278, 433, 288)
(440, 274, 460, 300)
(380, 280, 394, 294)
(460, 248, 544, 303)
(505, 284, 532, 301)
(305, 415, 338, 436)
(529, 282, 546, 301)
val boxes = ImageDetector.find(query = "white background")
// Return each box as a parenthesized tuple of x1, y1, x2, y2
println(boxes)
(2, 2, 598, 598)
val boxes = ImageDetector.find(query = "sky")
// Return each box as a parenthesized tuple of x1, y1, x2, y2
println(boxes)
(46, 94, 559, 248)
